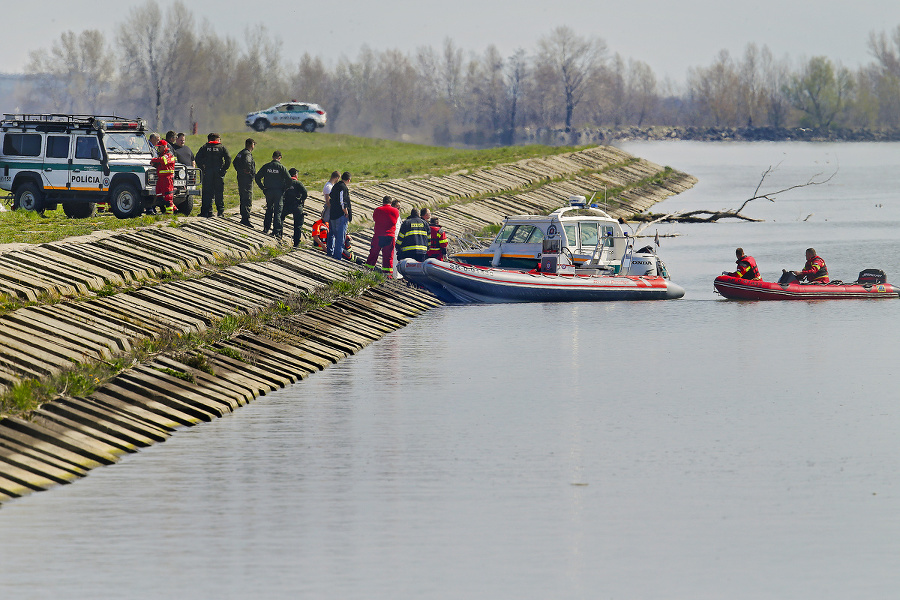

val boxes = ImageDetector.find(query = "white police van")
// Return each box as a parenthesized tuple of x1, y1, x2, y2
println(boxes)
(0, 114, 200, 218)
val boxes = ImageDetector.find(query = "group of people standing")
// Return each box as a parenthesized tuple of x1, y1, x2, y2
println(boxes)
(148, 132, 451, 271)
(726, 247, 829, 283)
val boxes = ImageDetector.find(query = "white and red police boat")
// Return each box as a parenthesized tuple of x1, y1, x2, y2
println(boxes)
(399, 258, 685, 304)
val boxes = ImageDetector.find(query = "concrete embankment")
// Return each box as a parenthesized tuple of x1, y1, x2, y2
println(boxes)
(0, 145, 696, 504)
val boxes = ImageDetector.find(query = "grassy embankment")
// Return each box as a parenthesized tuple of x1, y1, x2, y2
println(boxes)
(0, 132, 585, 245)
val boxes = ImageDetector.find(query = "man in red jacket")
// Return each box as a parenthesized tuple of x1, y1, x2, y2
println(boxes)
(426, 216, 449, 260)
(792, 248, 829, 283)
(150, 140, 177, 213)
(366, 195, 400, 275)
(726, 247, 760, 280)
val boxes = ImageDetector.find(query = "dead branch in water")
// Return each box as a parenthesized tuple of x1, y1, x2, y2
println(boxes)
(632, 163, 838, 224)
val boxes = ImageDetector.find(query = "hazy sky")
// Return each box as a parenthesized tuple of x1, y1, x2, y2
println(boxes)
(4, 0, 900, 83)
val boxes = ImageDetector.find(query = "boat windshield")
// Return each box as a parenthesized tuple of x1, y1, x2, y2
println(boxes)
(564, 224, 577, 247)
(496, 224, 544, 244)
(496, 224, 517, 243)
(580, 222, 599, 247)
(508, 225, 544, 244)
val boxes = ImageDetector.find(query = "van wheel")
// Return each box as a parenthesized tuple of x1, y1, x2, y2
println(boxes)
(62, 201, 96, 219)
(14, 182, 45, 213)
(175, 195, 194, 216)
(253, 119, 269, 132)
(109, 183, 144, 219)
(301, 119, 316, 132)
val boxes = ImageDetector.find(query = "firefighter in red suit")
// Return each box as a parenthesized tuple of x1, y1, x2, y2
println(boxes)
(426, 216, 449, 260)
(311, 218, 329, 251)
(726, 247, 760, 280)
(151, 140, 177, 212)
(792, 247, 829, 283)
(366, 195, 400, 275)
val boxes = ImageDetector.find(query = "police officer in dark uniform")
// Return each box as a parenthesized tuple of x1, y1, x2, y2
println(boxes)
(255, 150, 292, 239)
(194, 132, 231, 217)
(282, 167, 308, 248)
(232, 138, 256, 227)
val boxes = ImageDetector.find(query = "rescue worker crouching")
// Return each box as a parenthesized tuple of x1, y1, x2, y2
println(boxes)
(725, 247, 761, 280)
(311, 218, 329, 251)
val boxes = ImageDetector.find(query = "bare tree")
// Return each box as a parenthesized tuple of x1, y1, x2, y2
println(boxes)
(627, 59, 657, 126)
(505, 49, 528, 144)
(27, 30, 115, 114)
(535, 26, 606, 131)
(441, 38, 464, 107)
(686, 50, 741, 126)
(116, 1, 169, 128)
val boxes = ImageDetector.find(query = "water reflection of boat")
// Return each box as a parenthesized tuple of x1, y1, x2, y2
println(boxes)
(398, 258, 685, 304)
(714, 270, 900, 300)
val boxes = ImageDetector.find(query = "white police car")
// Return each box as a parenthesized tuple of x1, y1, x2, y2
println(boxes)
(245, 101, 327, 133)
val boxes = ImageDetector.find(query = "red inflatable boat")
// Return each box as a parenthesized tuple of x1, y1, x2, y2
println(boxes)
(714, 270, 900, 300)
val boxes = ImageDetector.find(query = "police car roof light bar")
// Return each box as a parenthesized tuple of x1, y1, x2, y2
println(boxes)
(1, 114, 145, 131)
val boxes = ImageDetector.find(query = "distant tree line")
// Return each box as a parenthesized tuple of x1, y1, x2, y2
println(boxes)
(16, 0, 900, 146)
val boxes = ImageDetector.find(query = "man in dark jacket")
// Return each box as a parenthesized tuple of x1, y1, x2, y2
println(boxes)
(282, 167, 308, 248)
(195, 132, 231, 217)
(328, 172, 353, 260)
(255, 150, 292, 239)
(232, 138, 256, 227)
(397, 208, 430, 262)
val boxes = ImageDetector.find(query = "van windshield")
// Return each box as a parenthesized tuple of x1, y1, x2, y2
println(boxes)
(105, 132, 152, 154)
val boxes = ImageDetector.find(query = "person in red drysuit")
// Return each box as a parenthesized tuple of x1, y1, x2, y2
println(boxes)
(150, 140, 177, 212)
(366, 195, 400, 275)
(792, 247, 829, 283)
(426, 216, 449, 260)
(726, 247, 761, 280)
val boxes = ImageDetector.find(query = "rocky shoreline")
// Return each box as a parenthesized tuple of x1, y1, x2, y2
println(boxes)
(516, 125, 900, 146)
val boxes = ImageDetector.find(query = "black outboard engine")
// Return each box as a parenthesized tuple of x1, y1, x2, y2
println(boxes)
(857, 269, 886, 285)
(778, 270, 799, 285)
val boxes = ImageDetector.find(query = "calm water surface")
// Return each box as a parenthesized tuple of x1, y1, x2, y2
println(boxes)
(1, 142, 899, 599)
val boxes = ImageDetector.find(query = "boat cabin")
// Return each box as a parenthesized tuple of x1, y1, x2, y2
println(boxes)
(452, 196, 631, 272)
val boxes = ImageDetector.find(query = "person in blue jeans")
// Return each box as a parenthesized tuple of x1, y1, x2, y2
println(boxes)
(327, 172, 353, 260)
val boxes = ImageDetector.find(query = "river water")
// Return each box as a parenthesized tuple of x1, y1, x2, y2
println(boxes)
(1, 142, 899, 599)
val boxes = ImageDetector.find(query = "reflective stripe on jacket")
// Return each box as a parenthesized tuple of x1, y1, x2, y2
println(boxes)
(398, 218, 429, 254)
(426, 225, 449, 259)
(736, 255, 761, 280)
(800, 256, 829, 282)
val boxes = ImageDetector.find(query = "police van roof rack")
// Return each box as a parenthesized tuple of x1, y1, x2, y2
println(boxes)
(0, 114, 145, 131)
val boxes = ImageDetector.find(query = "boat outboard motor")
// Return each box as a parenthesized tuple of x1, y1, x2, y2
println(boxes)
(623, 244, 661, 277)
(778, 270, 799, 284)
(857, 268, 886, 285)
